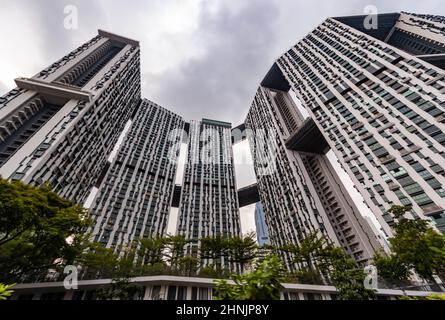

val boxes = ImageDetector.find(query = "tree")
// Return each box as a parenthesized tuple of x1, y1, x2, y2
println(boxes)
(227, 232, 258, 273)
(373, 251, 411, 287)
(138, 236, 167, 266)
(214, 255, 286, 300)
(79, 243, 120, 279)
(328, 247, 376, 300)
(280, 232, 333, 284)
(424, 229, 445, 281)
(200, 235, 229, 270)
(287, 268, 324, 285)
(285, 232, 330, 268)
(164, 235, 192, 271)
(387, 205, 445, 283)
(176, 256, 199, 277)
(198, 264, 222, 278)
(0, 178, 92, 282)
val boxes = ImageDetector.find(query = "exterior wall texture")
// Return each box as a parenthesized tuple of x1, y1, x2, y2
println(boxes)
(246, 86, 381, 266)
(276, 12, 445, 234)
(176, 119, 242, 268)
(0, 32, 141, 204)
(89, 99, 184, 249)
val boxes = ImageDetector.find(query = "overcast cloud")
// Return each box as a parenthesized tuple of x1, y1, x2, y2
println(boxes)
(2, 0, 445, 124)
(1, 0, 445, 234)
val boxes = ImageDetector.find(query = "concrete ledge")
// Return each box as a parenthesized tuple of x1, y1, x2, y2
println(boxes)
(98, 29, 140, 47)
(14, 78, 92, 103)
(285, 118, 330, 154)
(11, 275, 442, 298)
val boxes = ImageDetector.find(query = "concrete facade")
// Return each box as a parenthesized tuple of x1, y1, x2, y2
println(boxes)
(245, 87, 382, 266)
(176, 119, 242, 269)
(0, 31, 140, 204)
(89, 99, 184, 250)
(274, 12, 445, 235)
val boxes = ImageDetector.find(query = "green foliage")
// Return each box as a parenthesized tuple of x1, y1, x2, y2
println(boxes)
(328, 247, 376, 300)
(214, 255, 286, 300)
(0, 178, 92, 282)
(141, 262, 171, 275)
(373, 251, 411, 286)
(163, 234, 192, 270)
(281, 232, 332, 269)
(0, 283, 15, 300)
(95, 278, 144, 300)
(176, 256, 199, 277)
(287, 268, 324, 285)
(138, 236, 167, 266)
(81, 242, 172, 279)
(227, 232, 258, 273)
(398, 293, 445, 300)
(398, 295, 417, 300)
(277, 232, 375, 299)
(425, 293, 445, 300)
(198, 264, 230, 279)
(425, 229, 445, 280)
(200, 235, 229, 263)
(80, 243, 120, 278)
(384, 205, 445, 283)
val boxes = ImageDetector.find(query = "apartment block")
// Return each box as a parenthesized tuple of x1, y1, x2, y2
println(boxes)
(176, 119, 242, 268)
(0, 30, 141, 204)
(246, 87, 381, 266)
(273, 12, 445, 234)
(89, 99, 184, 249)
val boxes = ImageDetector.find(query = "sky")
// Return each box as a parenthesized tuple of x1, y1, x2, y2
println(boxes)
(1, 0, 445, 236)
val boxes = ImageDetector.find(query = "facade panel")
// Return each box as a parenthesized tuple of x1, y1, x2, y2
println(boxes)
(0, 31, 141, 204)
(89, 99, 184, 249)
(176, 119, 241, 269)
(246, 87, 381, 266)
(276, 12, 445, 234)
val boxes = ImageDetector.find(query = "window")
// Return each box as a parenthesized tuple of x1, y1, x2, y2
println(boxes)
(411, 193, 433, 206)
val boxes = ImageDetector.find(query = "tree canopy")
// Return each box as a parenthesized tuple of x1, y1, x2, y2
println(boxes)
(0, 178, 92, 283)
(374, 205, 445, 286)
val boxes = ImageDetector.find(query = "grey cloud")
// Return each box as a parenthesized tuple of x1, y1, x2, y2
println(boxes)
(144, 0, 280, 125)
(7, 0, 108, 72)
(3, 0, 445, 126)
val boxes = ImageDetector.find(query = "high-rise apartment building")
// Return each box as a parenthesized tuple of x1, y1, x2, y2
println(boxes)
(0, 30, 141, 204)
(268, 12, 445, 235)
(89, 99, 184, 249)
(254, 202, 270, 246)
(246, 86, 382, 266)
(4, 11, 443, 275)
(3, 11, 445, 300)
(176, 119, 242, 267)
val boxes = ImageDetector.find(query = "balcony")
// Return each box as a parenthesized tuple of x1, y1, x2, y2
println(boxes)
(422, 204, 444, 216)
(399, 145, 422, 156)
